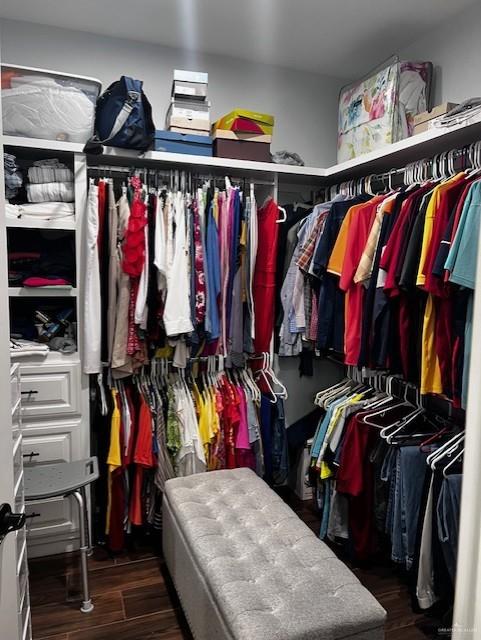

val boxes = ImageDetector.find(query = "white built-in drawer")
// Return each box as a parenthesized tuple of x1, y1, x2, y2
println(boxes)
(13, 434, 23, 487)
(21, 419, 82, 465)
(25, 495, 77, 540)
(19, 363, 81, 419)
(11, 363, 20, 408)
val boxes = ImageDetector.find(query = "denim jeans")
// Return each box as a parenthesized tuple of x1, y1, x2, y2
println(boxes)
(380, 446, 397, 535)
(319, 478, 333, 540)
(437, 474, 462, 581)
(391, 445, 428, 569)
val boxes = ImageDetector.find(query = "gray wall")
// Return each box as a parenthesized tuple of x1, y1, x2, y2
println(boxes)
(400, 2, 481, 107)
(0, 18, 343, 166)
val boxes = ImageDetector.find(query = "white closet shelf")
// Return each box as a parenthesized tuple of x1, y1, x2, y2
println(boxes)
(10, 351, 80, 365)
(4, 109, 481, 184)
(92, 145, 327, 180)
(2, 135, 84, 154)
(9, 287, 77, 297)
(7, 219, 76, 231)
(326, 112, 481, 181)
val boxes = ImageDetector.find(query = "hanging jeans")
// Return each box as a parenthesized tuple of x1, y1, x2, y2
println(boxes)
(437, 474, 462, 582)
(391, 445, 428, 569)
(83, 183, 102, 374)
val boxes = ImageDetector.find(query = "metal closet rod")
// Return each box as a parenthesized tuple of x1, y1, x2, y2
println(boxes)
(86, 165, 276, 186)
(331, 142, 477, 192)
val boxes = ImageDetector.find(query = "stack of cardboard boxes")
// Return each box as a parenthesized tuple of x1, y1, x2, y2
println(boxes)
(153, 70, 213, 156)
(212, 109, 274, 162)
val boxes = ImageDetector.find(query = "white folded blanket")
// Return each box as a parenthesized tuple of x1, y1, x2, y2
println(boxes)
(6, 202, 75, 220)
(28, 165, 73, 184)
(26, 181, 74, 203)
(10, 339, 49, 358)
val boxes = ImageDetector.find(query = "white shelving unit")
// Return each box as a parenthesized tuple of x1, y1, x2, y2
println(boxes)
(8, 287, 77, 297)
(3, 137, 89, 559)
(6, 218, 76, 231)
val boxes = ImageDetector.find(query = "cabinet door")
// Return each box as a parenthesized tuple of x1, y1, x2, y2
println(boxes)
(19, 363, 81, 420)
(22, 420, 82, 548)
(22, 419, 82, 466)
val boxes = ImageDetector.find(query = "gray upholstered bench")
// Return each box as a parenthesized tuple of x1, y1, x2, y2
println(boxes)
(163, 468, 386, 640)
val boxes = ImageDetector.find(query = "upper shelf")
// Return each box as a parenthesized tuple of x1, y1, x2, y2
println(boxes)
(326, 111, 481, 182)
(4, 110, 481, 184)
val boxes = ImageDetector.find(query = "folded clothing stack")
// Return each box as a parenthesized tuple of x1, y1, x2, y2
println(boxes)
(8, 232, 75, 287)
(28, 158, 73, 184)
(10, 338, 49, 359)
(6, 201, 75, 221)
(4, 152, 23, 199)
(26, 158, 74, 203)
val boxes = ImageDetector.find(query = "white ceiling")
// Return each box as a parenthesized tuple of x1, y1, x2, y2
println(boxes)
(0, 0, 476, 78)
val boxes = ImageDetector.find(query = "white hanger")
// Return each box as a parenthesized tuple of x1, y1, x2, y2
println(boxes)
(426, 431, 465, 468)
(442, 446, 464, 477)
(276, 206, 287, 223)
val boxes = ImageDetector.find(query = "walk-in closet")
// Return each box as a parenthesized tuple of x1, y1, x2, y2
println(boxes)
(1, 2, 481, 639)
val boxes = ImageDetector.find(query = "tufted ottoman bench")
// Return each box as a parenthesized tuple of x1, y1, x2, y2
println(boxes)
(163, 468, 386, 640)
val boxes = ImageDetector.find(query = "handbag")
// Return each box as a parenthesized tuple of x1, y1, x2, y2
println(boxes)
(84, 76, 155, 153)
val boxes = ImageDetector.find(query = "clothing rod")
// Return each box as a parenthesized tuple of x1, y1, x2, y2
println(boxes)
(331, 141, 476, 188)
(86, 165, 275, 186)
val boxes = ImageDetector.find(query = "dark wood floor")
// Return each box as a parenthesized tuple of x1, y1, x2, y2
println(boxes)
(29, 492, 444, 640)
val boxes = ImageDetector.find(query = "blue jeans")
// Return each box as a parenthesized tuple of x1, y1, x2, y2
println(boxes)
(391, 446, 428, 569)
(380, 447, 397, 535)
(437, 474, 462, 581)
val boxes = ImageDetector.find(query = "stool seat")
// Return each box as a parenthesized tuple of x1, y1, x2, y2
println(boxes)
(25, 457, 99, 500)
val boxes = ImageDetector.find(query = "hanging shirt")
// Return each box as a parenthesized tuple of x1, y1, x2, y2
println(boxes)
(330, 196, 384, 365)
(163, 192, 194, 336)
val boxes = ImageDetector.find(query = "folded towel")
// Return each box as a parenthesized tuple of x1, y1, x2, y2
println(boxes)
(23, 277, 71, 287)
(10, 338, 49, 358)
(26, 181, 74, 203)
(28, 163, 73, 184)
(11, 202, 75, 220)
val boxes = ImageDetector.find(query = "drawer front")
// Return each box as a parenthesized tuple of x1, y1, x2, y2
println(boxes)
(25, 495, 77, 540)
(13, 434, 23, 487)
(12, 401, 22, 441)
(21, 419, 82, 465)
(19, 363, 80, 419)
(11, 368, 21, 410)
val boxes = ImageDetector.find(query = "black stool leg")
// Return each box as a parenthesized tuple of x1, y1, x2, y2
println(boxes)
(72, 489, 93, 613)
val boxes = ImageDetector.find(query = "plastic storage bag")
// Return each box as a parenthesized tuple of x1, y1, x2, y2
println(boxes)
(2, 65, 101, 143)
(337, 57, 432, 163)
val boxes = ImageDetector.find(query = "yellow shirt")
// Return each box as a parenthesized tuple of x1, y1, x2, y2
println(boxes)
(418, 174, 465, 394)
(106, 389, 121, 535)
(319, 393, 365, 479)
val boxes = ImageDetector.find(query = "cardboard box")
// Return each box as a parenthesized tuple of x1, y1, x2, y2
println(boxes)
(173, 69, 208, 84)
(170, 127, 211, 137)
(214, 138, 271, 162)
(413, 102, 458, 134)
(153, 130, 212, 156)
(167, 116, 210, 134)
(166, 99, 210, 122)
(213, 109, 274, 136)
(212, 129, 272, 144)
(172, 79, 208, 100)
(166, 98, 211, 133)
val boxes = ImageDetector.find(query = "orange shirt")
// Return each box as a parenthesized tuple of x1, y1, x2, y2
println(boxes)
(329, 197, 385, 365)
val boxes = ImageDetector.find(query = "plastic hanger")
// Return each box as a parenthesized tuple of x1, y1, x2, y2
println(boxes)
(427, 432, 465, 469)
(442, 447, 464, 477)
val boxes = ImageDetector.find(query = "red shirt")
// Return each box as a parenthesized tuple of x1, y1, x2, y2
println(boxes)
(339, 197, 384, 365)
